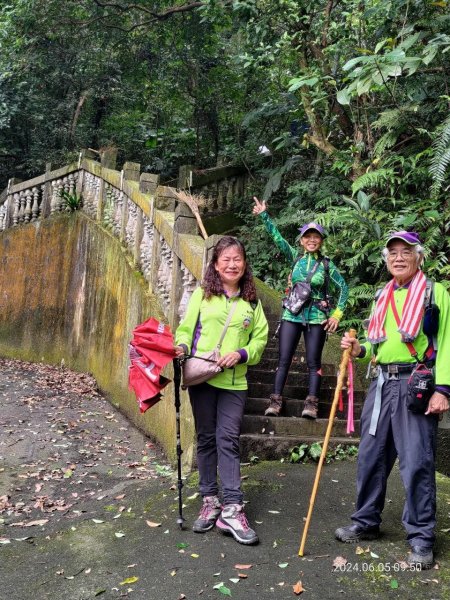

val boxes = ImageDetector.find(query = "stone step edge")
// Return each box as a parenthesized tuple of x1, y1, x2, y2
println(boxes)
(246, 395, 362, 407)
(243, 415, 360, 425)
(240, 433, 360, 444)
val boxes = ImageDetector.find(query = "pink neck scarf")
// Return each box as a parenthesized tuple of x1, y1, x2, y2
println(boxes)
(367, 270, 427, 344)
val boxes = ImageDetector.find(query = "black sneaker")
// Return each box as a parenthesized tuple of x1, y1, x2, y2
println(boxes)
(192, 496, 222, 533)
(407, 546, 434, 570)
(335, 523, 380, 543)
(216, 504, 259, 545)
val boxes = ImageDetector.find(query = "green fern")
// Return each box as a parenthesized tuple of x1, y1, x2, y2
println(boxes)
(430, 115, 450, 192)
(374, 131, 398, 157)
(371, 105, 418, 131)
(430, 115, 450, 196)
(351, 168, 396, 195)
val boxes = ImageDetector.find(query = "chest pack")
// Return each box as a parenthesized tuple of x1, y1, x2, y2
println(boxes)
(283, 255, 330, 314)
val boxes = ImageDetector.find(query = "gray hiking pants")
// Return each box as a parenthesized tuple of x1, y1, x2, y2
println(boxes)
(189, 382, 246, 505)
(352, 372, 438, 549)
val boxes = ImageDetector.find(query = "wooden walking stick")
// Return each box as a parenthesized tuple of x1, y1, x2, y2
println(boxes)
(298, 328, 357, 557)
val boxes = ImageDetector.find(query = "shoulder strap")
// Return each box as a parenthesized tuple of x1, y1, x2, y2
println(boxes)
(305, 256, 323, 283)
(216, 300, 239, 350)
(322, 256, 330, 297)
(424, 278, 438, 352)
(424, 278, 433, 309)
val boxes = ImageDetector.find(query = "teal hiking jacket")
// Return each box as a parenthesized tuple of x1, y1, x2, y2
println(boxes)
(260, 212, 348, 324)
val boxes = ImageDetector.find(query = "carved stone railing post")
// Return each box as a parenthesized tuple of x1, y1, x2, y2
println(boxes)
(140, 215, 154, 285)
(168, 201, 199, 329)
(157, 237, 173, 315)
(31, 187, 40, 221)
(12, 192, 20, 226)
(100, 146, 118, 170)
(18, 191, 25, 224)
(174, 201, 198, 236)
(50, 179, 63, 213)
(134, 174, 158, 269)
(102, 183, 115, 231)
(97, 177, 105, 222)
(140, 173, 159, 196)
(4, 178, 21, 229)
(24, 188, 32, 223)
(121, 162, 140, 245)
(155, 186, 176, 211)
(41, 163, 53, 218)
(178, 164, 194, 190)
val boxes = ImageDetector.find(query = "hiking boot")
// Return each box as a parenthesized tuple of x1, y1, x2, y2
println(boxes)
(335, 523, 380, 543)
(192, 496, 222, 533)
(264, 394, 283, 416)
(216, 504, 259, 545)
(302, 395, 319, 419)
(407, 546, 434, 570)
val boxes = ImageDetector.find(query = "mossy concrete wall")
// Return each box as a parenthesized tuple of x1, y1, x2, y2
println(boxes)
(0, 213, 196, 467)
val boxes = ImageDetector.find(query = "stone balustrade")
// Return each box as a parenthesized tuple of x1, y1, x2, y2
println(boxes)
(0, 152, 226, 332)
(178, 164, 248, 214)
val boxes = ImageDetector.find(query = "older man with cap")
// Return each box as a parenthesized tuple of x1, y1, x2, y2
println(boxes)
(252, 197, 348, 419)
(336, 231, 450, 569)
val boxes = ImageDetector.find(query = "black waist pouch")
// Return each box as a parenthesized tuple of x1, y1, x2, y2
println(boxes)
(282, 282, 311, 315)
(407, 364, 435, 414)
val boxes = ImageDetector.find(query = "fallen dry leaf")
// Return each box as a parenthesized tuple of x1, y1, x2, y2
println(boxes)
(234, 564, 252, 570)
(146, 520, 161, 528)
(10, 519, 48, 527)
(119, 576, 138, 585)
(238, 573, 248, 579)
(332, 556, 347, 568)
(293, 581, 304, 595)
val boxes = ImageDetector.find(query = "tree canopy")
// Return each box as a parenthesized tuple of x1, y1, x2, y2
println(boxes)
(0, 0, 449, 323)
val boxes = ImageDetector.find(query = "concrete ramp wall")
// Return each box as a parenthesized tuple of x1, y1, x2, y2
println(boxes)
(0, 212, 196, 466)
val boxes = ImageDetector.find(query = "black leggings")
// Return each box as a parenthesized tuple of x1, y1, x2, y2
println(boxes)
(273, 320, 327, 398)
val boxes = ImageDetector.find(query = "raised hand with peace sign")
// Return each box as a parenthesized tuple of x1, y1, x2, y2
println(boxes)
(252, 196, 267, 216)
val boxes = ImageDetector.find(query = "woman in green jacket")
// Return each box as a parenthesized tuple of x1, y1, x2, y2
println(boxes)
(253, 197, 348, 419)
(175, 236, 268, 545)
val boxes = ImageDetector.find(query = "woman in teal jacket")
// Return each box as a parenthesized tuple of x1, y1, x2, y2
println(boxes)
(253, 197, 348, 419)
(175, 236, 268, 545)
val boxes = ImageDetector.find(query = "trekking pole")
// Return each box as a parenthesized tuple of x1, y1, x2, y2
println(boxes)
(173, 357, 185, 529)
(298, 328, 357, 556)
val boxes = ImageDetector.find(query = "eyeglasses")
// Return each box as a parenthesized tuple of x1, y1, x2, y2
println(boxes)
(387, 250, 415, 260)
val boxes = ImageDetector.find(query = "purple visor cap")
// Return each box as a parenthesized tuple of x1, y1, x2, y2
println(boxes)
(386, 231, 421, 246)
(298, 222, 326, 238)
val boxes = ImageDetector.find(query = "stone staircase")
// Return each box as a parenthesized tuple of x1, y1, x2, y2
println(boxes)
(240, 317, 362, 461)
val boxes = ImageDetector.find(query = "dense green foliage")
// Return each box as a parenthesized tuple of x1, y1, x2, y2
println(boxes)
(0, 0, 449, 325)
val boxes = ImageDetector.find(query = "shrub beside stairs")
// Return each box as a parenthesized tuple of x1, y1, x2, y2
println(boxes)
(240, 315, 363, 462)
